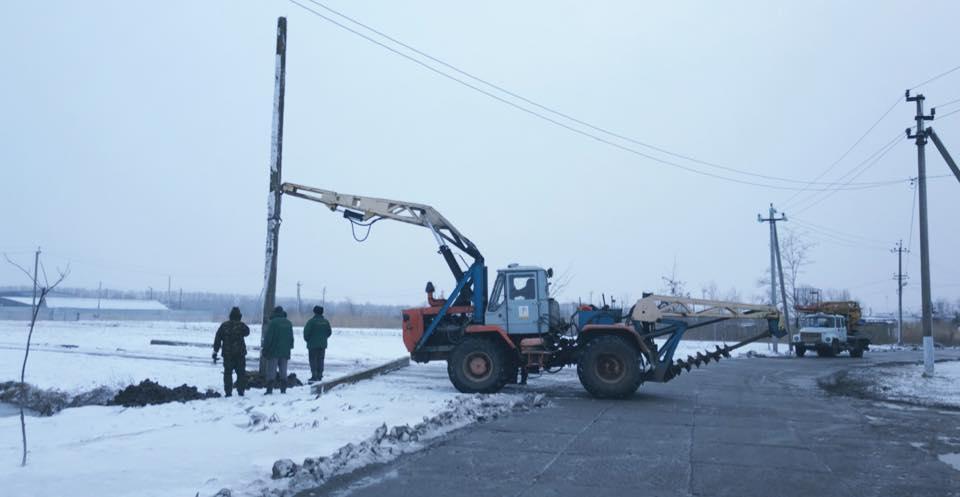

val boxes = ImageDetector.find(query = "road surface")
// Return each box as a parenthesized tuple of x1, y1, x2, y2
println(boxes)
(299, 350, 960, 497)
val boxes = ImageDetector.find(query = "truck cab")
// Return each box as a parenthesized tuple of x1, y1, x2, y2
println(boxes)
(484, 264, 559, 335)
(792, 313, 866, 357)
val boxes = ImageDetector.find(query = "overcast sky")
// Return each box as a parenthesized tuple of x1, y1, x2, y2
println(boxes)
(2, 1, 959, 314)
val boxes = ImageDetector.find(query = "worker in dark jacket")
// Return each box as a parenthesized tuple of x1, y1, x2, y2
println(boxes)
(303, 305, 332, 382)
(213, 307, 250, 397)
(262, 306, 294, 394)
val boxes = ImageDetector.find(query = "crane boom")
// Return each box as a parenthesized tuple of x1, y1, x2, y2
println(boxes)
(280, 182, 481, 260)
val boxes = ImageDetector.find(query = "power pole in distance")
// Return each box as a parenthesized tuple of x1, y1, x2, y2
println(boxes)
(905, 90, 935, 376)
(261, 17, 287, 374)
(758, 204, 787, 353)
(891, 240, 908, 346)
(296, 281, 303, 319)
(772, 221, 792, 351)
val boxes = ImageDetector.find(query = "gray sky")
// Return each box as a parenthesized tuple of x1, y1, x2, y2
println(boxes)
(2, 1, 959, 314)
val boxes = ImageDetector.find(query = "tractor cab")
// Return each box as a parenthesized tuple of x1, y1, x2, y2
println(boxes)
(485, 264, 560, 335)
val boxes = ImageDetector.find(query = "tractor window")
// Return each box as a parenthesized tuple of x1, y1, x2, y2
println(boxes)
(488, 275, 505, 312)
(509, 274, 536, 300)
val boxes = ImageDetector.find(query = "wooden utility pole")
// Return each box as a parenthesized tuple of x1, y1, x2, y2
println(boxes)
(261, 17, 287, 373)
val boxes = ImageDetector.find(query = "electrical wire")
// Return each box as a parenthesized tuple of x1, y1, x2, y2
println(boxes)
(910, 63, 960, 90)
(906, 178, 918, 253)
(790, 217, 889, 245)
(297, 0, 897, 188)
(289, 0, 930, 192)
(788, 133, 905, 214)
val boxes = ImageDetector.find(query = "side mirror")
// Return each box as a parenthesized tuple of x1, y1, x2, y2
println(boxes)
(546, 268, 554, 278)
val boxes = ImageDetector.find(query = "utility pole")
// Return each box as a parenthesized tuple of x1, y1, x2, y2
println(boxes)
(97, 281, 102, 312)
(178, 288, 183, 310)
(758, 204, 787, 353)
(31, 248, 40, 309)
(322, 286, 327, 307)
(905, 90, 935, 376)
(261, 17, 287, 374)
(772, 222, 792, 350)
(892, 240, 908, 346)
(167, 275, 171, 306)
(296, 281, 303, 318)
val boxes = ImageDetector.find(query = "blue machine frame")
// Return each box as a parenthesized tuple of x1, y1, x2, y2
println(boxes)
(414, 261, 486, 352)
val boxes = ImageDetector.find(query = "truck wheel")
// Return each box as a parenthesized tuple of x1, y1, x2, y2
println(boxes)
(795, 345, 806, 357)
(577, 335, 642, 399)
(447, 337, 510, 394)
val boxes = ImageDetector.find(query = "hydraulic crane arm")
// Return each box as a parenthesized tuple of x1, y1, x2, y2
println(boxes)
(281, 183, 482, 261)
(631, 294, 781, 324)
(280, 182, 486, 310)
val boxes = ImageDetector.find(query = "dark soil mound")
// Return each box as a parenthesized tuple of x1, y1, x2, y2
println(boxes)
(110, 379, 221, 407)
(244, 371, 304, 389)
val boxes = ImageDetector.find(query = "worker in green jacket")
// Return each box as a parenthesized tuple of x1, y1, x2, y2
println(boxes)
(262, 306, 294, 394)
(303, 305, 332, 382)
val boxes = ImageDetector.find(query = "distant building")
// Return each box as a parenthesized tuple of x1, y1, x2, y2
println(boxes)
(0, 295, 169, 320)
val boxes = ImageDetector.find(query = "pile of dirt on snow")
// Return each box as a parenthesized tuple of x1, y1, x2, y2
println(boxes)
(247, 393, 547, 497)
(243, 371, 304, 390)
(0, 381, 116, 416)
(110, 379, 221, 407)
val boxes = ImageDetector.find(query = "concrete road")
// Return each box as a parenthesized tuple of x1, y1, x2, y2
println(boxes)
(300, 350, 960, 497)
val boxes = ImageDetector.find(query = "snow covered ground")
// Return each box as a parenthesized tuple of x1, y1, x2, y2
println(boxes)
(859, 360, 960, 409)
(0, 320, 406, 393)
(0, 320, 795, 497)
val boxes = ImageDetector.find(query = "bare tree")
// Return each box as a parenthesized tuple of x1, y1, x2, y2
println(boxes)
(779, 229, 817, 311)
(4, 251, 69, 466)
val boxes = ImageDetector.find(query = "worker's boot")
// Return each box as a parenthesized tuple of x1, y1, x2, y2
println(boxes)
(237, 387, 244, 397)
(264, 385, 273, 395)
(279, 379, 287, 394)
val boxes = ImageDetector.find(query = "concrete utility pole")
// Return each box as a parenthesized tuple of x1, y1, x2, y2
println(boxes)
(758, 204, 787, 353)
(772, 223, 792, 350)
(905, 90, 935, 376)
(97, 281, 102, 312)
(261, 17, 287, 373)
(892, 240, 908, 346)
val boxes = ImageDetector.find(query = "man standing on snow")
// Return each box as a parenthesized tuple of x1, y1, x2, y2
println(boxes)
(213, 306, 250, 397)
(303, 305, 332, 382)
(262, 305, 294, 394)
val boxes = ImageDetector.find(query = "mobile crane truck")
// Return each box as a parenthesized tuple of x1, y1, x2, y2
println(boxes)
(282, 183, 785, 398)
(792, 301, 869, 358)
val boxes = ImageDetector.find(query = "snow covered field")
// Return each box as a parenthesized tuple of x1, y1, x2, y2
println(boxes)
(0, 319, 791, 497)
(0, 320, 406, 392)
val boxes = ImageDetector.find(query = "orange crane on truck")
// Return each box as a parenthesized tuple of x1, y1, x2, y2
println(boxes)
(282, 183, 785, 398)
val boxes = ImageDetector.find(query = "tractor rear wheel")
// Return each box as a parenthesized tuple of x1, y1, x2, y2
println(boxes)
(447, 337, 510, 394)
(577, 335, 642, 399)
(795, 345, 806, 357)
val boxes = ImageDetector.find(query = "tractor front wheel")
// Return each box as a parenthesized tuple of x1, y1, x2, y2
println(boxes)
(447, 337, 511, 394)
(577, 335, 642, 399)
(795, 345, 807, 357)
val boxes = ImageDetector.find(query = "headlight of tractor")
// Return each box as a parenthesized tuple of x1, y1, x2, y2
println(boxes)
(823, 336, 832, 343)
(793, 335, 800, 342)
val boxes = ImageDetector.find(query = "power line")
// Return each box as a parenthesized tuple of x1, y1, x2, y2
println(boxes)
(781, 97, 902, 206)
(290, 0, 932, 191)
(910, 63, 960, 90)
(790, 217, 889, 245)
(789, 133, 905, 214)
